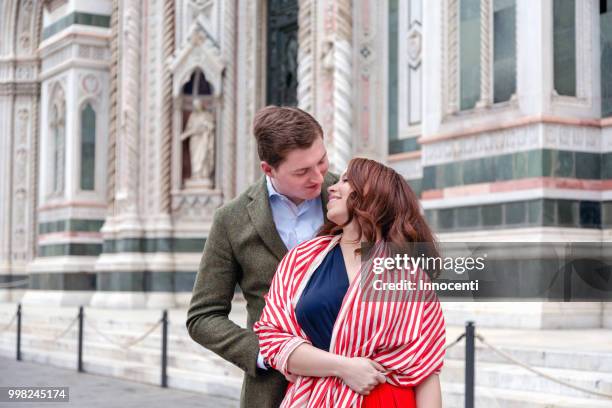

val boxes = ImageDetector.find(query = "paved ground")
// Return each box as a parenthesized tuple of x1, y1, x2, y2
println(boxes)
(0, 357, 238, 408)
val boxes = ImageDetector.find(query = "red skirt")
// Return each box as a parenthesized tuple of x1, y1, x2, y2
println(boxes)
(361, 383, 416, 408)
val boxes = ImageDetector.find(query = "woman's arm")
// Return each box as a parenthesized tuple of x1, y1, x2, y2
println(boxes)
(287, 343, 386, 395)
(415, 374, 442, 408)
(286, 343, 345, 377)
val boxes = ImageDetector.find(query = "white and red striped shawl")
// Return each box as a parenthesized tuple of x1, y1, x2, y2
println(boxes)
(254, 235, 446, 408)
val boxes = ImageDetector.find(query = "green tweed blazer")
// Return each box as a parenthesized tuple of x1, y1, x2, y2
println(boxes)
(187, 172, 338, 408)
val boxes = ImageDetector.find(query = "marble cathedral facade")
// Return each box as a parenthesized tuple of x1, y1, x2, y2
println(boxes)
(0, 0, 611, 327)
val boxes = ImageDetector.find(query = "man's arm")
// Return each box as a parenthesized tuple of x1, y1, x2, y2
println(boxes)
(186, 209, 260, 377)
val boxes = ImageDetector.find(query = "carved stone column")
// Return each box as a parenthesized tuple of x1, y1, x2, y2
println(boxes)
(316, 0, 353, 173)
(476, 0, 493, 108)
(90, 0, 142, 309)
(24, 1, 111, 307)
(0, 0, 43, 303)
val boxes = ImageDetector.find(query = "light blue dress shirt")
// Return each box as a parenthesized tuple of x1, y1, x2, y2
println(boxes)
(256, 177, 324, 370)
(266, 176, 324, 251)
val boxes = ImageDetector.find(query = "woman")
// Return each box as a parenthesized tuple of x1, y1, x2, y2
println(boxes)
(254, 158, 446, 408)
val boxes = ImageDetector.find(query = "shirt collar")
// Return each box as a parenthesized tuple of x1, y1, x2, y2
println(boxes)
(266, 176, 318, 210)
(266, 175, 283, 199)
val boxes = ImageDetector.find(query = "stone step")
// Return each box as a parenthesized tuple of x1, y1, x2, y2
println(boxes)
(444, 341, 612, 373)
(6, 319, 612, 385)
(7, 322, 612, 376)
(3, 331, 612, 407)
(441, 382, 612, 408)
(6, 305, 611, 371)
(0, 312, 193, 335)
(0, 347, 241, 402)
(0, 333, 241, 378)
(4, 302, 612, 407)
(441, 359, 612, 400)
(0, 306, 245, 352)
(0, 325, 223, 366)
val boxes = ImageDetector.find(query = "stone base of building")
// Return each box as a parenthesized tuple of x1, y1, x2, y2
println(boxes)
(20, 290, 94, 307)
(442, 301, 606, 329)
(89, 291, 148, 309)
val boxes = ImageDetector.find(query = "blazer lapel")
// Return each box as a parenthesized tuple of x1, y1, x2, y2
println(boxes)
(247, 172, 339, 262)
(247, 177, 288, 262)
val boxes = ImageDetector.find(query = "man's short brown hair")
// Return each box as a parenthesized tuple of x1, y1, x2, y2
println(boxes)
(253, 105, 323, 168)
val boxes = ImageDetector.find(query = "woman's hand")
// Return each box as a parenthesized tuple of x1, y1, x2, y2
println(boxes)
(337, 357, 387, 395)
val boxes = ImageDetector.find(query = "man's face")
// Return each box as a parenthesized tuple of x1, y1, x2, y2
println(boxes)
(261, 136, 329, 205)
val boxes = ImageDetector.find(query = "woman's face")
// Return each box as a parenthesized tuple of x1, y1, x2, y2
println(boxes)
(326, 173, 354, 225)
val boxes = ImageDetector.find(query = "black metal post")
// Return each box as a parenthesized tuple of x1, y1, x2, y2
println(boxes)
(16, 303, 21, 361)
(161, 310, 168, 388)
(465, 321, 475, 408)
(78, 306, 84, 372)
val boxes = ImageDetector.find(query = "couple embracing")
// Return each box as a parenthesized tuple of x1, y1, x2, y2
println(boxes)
(187, 106, 446, 408)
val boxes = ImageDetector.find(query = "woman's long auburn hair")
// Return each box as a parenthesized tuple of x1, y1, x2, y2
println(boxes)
(319, 157, 439, 259)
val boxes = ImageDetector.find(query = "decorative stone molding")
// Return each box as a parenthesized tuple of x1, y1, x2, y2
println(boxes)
(441, 0, 521, 120)
(16, 0, 35, 55)
(243, 0, 258, 187)
(319, 0, 353, 173)
(220, 0, 236, 199)
(178, 0, 219, 46)
(15, 62, 37, 81)
(169, 1, 231, 218)
(442, 0, 459, 117)
(171, 190, 223, 221)
(46, 81, 66, 199)
(476, 0, 492, 108)
(170, 21, 224, 98)
(407, 29, 422, 68)
(422, 123, 540, 167)
(0, 0, 44, 277)
(0, 83, 40, 96)
(397, 0, 424, 139)
(12, 104, 33, 260)
(44, 0, 68, 13)
(141, 0, 162, 217)
(106, 0, 119, 213)
(389, 157, 423, 181)
(297, 0, 316, 113)
(79, 73, 101, 96)
(78, 45, 109, 61)
(41, 46, 72, 72)
(114, 0, 142, 216)
(422, 122, 604, 166)
(188, 0, 215, 31)
(552, 0, 594, 108)
(159, 0, 176, 214)
(542, 124, 602, 152)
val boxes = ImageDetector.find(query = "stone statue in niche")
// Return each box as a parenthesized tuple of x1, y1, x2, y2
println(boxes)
(181, 99, 215, 188)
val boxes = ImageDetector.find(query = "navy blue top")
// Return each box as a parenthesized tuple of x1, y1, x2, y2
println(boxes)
(295, 245, 349, 351)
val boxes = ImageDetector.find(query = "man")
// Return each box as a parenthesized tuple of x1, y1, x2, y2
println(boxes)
(187, 106, 338, 408)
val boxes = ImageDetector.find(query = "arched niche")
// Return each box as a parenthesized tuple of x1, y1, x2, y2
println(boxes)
(179, 69, 215, 184)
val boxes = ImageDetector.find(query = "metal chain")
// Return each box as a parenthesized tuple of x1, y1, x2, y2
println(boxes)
(48, 316, 79, 342)
(475, 334, 612, 399)
(443, 333, 466, 351)
(0, 312, 17, 333)
(85, 319, 163, 350)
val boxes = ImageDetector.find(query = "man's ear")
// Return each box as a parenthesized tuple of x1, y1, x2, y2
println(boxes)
(260, 161, 274, 177)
